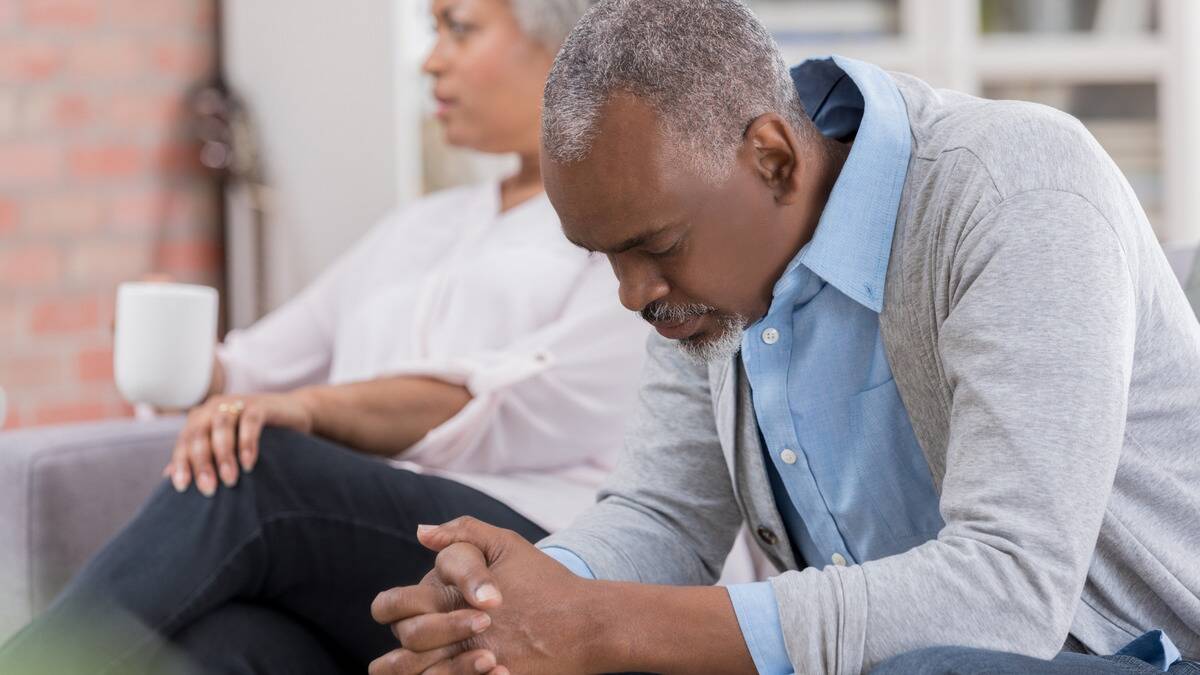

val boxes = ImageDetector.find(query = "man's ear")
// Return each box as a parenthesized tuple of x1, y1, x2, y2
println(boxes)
(744, 113, 805, 205)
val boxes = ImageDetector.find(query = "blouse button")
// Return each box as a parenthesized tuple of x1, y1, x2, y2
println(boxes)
(761, 327, 780, 345)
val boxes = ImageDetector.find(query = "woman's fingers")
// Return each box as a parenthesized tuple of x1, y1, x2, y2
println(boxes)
(209, 406, 240, 488)
(185, 412, 218, 497)
(168, 433, 192, 492)
(237, 404, 265, 472)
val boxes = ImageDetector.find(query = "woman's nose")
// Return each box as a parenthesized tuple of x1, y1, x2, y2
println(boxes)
(422, 39, 449, 76)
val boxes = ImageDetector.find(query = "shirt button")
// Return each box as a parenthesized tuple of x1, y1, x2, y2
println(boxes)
(832, 553, 847, 567)
(761, 327, 780, 345)
(756, 526, 779, 546)
(780, 449, 797, 465)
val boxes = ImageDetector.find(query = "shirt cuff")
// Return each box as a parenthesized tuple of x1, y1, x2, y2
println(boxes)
(540, 546, 597, 580)
(727, 581, 793, 675)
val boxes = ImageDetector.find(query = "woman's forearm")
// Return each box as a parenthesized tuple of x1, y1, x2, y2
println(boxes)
(293, 377, 472, 457)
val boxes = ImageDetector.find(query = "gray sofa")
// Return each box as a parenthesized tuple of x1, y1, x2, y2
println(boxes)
(1, 246, 1198, 645)
(0, 417, 183, 641)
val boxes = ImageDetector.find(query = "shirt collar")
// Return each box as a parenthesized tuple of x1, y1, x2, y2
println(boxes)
(781, 55, 912, 313)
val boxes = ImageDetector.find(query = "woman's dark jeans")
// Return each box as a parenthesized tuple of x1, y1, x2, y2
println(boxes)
(0, 427, 548, 674)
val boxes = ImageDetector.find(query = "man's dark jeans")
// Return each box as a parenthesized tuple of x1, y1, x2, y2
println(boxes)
(872, 646, 1200, 674)
(0, 427, 548, 674)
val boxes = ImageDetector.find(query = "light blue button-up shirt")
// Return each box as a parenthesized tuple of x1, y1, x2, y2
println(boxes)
(726, 55, 944, 673)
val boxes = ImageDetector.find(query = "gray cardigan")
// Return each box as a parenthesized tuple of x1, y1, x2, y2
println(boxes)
(539, 72, 1200, 673)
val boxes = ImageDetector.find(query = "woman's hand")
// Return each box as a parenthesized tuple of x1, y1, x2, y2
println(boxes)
(163, 392, 314, 497)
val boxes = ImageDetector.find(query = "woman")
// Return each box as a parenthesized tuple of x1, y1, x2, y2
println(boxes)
(0, 0, 642, 672)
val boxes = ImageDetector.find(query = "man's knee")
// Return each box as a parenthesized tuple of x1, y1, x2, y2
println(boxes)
(870, 646, 1018, 675)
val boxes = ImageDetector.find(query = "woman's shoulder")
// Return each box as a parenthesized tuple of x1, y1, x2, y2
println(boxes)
(397, 181, 496, 222)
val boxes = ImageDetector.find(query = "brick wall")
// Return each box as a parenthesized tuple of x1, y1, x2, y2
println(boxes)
(0, 0, 221, 429)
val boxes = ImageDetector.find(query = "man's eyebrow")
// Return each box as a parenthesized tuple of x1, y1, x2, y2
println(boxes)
(568, 222, 675, 255)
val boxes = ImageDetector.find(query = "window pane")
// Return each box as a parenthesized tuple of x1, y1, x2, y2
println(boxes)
(981, 0, 1159, 35)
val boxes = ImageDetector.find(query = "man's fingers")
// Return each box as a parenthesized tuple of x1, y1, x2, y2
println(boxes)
(368, 644, 463, 675)
(209, 408, 239, 488)
(416, 517, 514, 556)
(237, 405, 265, 472)
(422, 649, 498, 675)
(434, 542, 502, 610)
(372, 584, 460, 625)
(392, 608, 491, 652)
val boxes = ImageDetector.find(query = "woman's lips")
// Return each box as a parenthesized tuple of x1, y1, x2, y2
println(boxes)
(434, 96, 457, 117)
(653, 314, 703, 341)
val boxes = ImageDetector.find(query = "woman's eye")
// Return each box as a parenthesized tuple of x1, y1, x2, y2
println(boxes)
(447, 20, 474, 36)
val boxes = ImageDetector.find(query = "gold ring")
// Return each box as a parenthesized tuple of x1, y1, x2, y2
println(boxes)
(216, 400, 245, 416)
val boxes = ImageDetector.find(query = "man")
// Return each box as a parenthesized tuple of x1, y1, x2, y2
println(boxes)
(366, 1, 1200, 673)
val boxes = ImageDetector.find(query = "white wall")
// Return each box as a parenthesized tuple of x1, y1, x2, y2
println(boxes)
(223, 0, 412, 316)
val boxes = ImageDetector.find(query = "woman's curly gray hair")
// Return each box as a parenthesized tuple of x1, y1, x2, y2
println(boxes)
(542, 0, 813, 181)
(510, 0, 595, 50)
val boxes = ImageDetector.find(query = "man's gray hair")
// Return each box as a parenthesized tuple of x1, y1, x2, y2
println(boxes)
(509, 0, 594, 50)
(542, 0, 810, 181)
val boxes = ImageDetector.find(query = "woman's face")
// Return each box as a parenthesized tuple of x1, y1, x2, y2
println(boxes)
(422, 0, 555, 155)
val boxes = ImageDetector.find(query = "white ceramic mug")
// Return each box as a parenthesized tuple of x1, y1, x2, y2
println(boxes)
(114, 282, 218, 409)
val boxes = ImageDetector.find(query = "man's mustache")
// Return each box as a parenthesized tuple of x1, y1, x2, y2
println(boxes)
(641, 301, 713, 324)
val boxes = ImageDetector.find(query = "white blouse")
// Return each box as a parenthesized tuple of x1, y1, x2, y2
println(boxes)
(216, 182, 649, 531)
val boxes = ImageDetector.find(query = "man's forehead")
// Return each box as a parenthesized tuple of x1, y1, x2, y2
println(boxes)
(544, 95, 692, 249)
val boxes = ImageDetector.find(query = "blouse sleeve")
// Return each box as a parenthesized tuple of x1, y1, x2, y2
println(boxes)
(216, 218, 391, 395)
(390, 256, 649, 474)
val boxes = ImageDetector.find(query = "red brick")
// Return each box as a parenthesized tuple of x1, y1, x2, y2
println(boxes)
(0, 142, 63, 185)
(69, 143, 143, 179)
(0, 40, 65, 82)
(30, 295, 100, 333)
(152, 39, 215, 80)
(106, 92, 184, 132)
(77, 345, 114, 381)
(108, 189, 169, 234)
(156, 238, 220, 273)
(193, 0, 215, 31)
(109, 0, 190, 28)
(67, 239, 150, 282)
(0, 199, 17, 234)
(33, 400, 108, 425)
(0, 353, 64, 388)
(110, 186, 215, 236)
(19, 92, 95, 133)
(3, 407, 22, 431)
(22, 0, 102, 29)
(0, 244, 63, 286)
(25, 192, 103, 234)
(0, 302, 23, 337)
(0, 92, 16, 136)
(67, 40, 145, 80)
(0, 1, 16, 29)
(152, 141, 203, 175)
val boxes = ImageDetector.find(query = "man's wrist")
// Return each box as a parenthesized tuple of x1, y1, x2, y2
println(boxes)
(577, 581, 756, 675)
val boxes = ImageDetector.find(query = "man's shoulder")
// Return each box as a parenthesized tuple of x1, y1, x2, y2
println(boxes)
(894, 72, 1118, 207)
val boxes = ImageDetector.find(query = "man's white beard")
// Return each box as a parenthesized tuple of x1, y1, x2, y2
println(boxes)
(677, 313, 747, 365)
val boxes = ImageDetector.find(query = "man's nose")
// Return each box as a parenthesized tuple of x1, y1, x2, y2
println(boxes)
(612, 257, 669, 314)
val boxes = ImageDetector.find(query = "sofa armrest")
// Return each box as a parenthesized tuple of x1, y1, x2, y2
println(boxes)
(0, 416, 183, 642)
